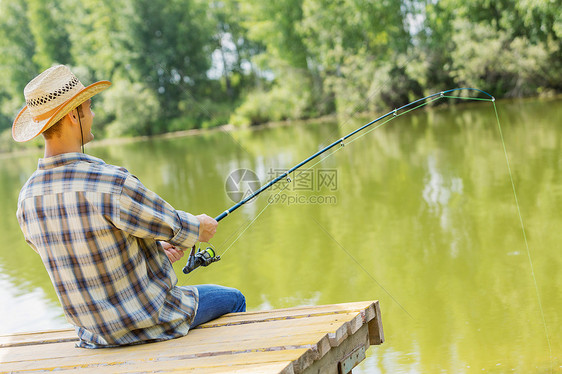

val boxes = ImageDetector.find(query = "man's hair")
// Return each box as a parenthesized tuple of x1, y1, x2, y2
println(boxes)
(42, 119, 64, 140)
(42, 101, 87, 140)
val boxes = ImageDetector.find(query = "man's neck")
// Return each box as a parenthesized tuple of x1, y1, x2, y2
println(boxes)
(44, 140, 82, 158)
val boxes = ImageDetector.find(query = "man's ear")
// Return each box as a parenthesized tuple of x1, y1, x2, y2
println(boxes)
(67, 109, 80, 125)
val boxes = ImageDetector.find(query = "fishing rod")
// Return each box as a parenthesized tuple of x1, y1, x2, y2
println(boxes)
(182, 88, 494, 274)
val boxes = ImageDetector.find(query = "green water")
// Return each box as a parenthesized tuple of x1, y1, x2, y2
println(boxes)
(0, 97, 560, 372)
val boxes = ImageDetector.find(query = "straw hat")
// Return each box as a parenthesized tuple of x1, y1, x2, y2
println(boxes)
(12, 65, 111, 142)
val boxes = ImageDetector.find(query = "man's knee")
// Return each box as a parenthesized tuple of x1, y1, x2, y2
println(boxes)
(234, 289, 246, 313)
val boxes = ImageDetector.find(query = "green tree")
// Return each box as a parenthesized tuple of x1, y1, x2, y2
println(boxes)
(0, 0, 561, 146)
(0, 1, 38, 132)
(103, 80, 160, 137)
(419, 0, 561, 96)
(124, 0, 215, 125)
(64, 0, 218, 135)
(208, 0, 264, 100)
(63, 0, 133, 81)
(416, 0, 457, 92)
(26, 0, 71, 70)
(231, 0, 329, 125)
(299, 0, 416, 112)
(242, 0, 309, 70)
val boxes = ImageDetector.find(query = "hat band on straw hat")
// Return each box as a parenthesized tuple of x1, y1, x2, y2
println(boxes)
(32, 102, 67, 122)
(25, 76, 80, 110)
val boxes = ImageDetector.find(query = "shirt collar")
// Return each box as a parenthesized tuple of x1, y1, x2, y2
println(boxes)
(38, 152, 106, 170)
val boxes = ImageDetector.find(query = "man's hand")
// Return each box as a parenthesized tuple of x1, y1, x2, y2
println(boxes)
(196, 214, 218, 242)
(160, 242, 185, 263)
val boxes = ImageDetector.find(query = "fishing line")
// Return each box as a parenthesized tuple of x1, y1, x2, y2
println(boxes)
(188, 101, 436, 309)
(179, 178, 295, 284)
(342, 95, 445, 147)
(442, 95, 492, 101)
(184, 92, 477, 273)
(183, 92, 474, 310)
(312, 217, 416, 320)
(218, 180, 292, 258)
(209, 89, 494, 225)
(217, 143, 346, 259)
(180, 143, 347, 286)
(492, 101, 552, 370)
(179, 89, 551, 358)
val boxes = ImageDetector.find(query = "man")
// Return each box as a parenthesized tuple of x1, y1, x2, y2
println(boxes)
(14, 65, 245, 348)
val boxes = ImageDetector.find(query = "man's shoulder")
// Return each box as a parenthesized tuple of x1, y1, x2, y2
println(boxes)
(21, 158, 133, 198)
(64, 159, 132, 193)
(86, 160, 130, 179)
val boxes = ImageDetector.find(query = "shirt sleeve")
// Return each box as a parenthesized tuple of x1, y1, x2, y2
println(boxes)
(115, 174, 200, 248)
(16, 198, 39, 254)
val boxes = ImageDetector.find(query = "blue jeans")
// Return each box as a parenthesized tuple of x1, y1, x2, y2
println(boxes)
(190, 284, 246, 328)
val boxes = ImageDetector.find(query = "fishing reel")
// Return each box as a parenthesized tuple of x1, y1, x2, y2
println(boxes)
(182, 244, 221, 274)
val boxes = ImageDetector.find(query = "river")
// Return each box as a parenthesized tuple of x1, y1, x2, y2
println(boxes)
(0, 96, 560, 372)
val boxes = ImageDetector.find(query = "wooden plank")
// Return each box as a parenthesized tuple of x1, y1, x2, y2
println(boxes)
(3, 327, 374, 374)
(302, 324, 370, 374)
(1, 312, 362, 365)
(2, 349, 310, 374)
(0, 301, 377, 348)
(146, 362, 294, 374)
(209, 301, 374, 319)
(0, 329, 77, 348)
(0, 321, 347, 371)
(0, 334, 326, 373)
(0, 333, 325, 368)
(198, 301, 376, 328)
(368, 301, 384, 345)
(106, 349, 308, 374)
(0, 301, 383, 374)
(137, 362, 294, 374)
(7, 362, 296, 374)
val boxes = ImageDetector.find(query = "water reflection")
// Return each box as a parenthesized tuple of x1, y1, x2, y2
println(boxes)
(0, 273, 69, 334)
(422, 155, 465, 257)
(0, 97, 560, 372)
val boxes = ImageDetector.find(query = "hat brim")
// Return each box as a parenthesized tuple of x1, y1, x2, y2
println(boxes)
(12, 80, 111, 142)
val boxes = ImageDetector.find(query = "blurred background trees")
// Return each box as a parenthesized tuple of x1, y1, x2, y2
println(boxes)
(0, 0, 560, 149)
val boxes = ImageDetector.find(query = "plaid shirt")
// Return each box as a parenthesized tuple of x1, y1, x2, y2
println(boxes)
(17, 153, 200, 348)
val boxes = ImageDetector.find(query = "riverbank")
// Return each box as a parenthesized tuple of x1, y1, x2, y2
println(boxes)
(2, 92, 560, 160)
(0, 113, 339, 159)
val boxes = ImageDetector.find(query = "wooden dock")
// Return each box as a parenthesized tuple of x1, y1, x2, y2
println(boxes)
(0, 300, 383, 373)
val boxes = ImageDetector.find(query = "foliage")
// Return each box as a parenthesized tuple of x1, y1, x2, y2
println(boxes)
(419, 0, 561, 95)
(449, 19, 557, 97)
(26, 0, 71, 70)
(230, 71, 313, 126)
(102, 80, 161, 137)
(123, 0, 215, 116)
(0, 0, 560, 148)
(0, 1, 38, 132)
